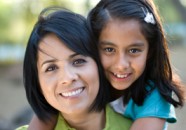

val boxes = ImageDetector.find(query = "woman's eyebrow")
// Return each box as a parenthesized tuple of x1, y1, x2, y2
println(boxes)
(41, 59, 57, 67)
(69, 53, 80, 58)
(41, 53, 80, 67)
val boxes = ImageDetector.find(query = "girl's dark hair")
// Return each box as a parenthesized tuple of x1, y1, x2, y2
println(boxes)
(88, 0, 185, 106)
(23, 7, 110, 122)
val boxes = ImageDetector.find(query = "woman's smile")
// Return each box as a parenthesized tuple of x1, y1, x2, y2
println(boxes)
(60, 87, 85, 98)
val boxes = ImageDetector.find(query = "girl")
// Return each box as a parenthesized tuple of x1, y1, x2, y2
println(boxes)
(16, 7, 132, 130)
(28, 0, 185, 130)
(87, 0, 185, 129)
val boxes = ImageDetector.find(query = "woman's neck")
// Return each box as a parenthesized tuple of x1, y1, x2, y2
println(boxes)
(62, 109, 105, 130)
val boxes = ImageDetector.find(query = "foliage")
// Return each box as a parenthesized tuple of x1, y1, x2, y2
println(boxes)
(154, 0, 182, 23)
(0, 0, 87, 45)
(0, 0, 185, 46)
(0, 3, 14, 44)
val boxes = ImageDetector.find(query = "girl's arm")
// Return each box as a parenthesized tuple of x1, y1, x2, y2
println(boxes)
(28, 114, 57, 130)
(130, 117, 166, 130)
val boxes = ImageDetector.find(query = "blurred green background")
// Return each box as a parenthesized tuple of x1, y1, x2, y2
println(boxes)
(0, 0, 186, 130)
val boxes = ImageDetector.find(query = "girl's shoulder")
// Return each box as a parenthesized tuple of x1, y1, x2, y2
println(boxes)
(125, 83, 176, 123)
(110, 81, 176, 123)
(110, 96, 125, 115)
(109, 81, 158, 116)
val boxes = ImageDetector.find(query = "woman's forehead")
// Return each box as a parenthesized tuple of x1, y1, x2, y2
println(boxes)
(38, 34, 75, 60)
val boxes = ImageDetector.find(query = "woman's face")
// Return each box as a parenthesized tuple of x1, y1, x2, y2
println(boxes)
(37, 34, 99, 117)
(99, 19, 149, 90)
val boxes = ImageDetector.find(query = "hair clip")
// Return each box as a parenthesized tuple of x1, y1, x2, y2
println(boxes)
(141, 7, 156, 25)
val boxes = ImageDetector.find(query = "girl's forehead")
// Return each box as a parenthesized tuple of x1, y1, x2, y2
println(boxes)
(101, 19, 143, 37)
(99, 18, 148, 48)
(103, 17, 141, 31)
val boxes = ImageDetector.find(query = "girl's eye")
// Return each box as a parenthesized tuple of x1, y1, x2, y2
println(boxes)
(45, 65, 58, 72)
(129, 49, 141, 54)
(73, 59, 86, 66)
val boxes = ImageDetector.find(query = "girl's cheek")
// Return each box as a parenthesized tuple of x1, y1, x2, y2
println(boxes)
(100, 55, 110, 67)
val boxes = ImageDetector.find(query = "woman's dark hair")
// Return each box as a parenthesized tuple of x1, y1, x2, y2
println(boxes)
(88, 0, 185, 106)
(23, 7, 110, 122)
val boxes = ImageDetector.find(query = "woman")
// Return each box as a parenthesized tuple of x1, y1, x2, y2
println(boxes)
(16, 7, 132, 130)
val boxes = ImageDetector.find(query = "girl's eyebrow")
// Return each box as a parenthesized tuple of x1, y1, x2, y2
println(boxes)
(99, 41, 145, 47)
(129, 42, 145, 47)
(99, 41, 116, 46)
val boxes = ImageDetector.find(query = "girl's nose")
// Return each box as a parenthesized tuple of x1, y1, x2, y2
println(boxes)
(115, 54, 130, 71)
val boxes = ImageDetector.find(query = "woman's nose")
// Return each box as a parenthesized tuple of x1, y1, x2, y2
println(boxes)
(59, 66, 78, 85)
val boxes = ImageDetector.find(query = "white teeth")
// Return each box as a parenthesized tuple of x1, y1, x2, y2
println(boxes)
(114, 73, 128, 78)
(61, 88, 83, 97)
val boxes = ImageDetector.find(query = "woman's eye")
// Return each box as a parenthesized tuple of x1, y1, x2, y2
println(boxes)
(104, 48, 115, 52)
(45, 65, 58, 72)
(73, 59, 86, 65)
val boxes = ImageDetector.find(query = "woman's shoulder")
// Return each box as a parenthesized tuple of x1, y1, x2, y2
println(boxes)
(15, 125, 28, 130)
(104, 105, 132, 130)
(55, 114, 75, 130)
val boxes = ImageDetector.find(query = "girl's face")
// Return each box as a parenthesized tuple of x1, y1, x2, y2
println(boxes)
(37, 34, 99, 117)
(99, 19, 149, 90)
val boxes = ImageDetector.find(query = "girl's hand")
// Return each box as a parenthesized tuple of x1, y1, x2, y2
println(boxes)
(130, 117, 166, 130)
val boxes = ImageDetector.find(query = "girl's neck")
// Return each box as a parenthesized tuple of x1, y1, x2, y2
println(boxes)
(62, 109, 105, 130)
(110, 87, 125, 101)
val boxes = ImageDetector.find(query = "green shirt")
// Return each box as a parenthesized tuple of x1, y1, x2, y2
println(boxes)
(55, 105, 132, 130)
(16, 105, 132, 130)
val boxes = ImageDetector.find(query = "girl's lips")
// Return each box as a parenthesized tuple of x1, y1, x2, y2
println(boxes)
(113, 73, 129, 78)
(110, 72, 132, 81)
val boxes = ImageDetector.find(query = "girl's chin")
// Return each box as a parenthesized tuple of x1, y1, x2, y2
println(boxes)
(111, 81, 132, 90)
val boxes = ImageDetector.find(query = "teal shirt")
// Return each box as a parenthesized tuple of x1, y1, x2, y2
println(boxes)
(125, 87, 176, 123)
(16, 105, 132, 130)
(110, 85, 176, 130)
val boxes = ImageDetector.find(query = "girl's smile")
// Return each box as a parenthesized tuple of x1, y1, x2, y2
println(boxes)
(111, 72, 132, 81)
